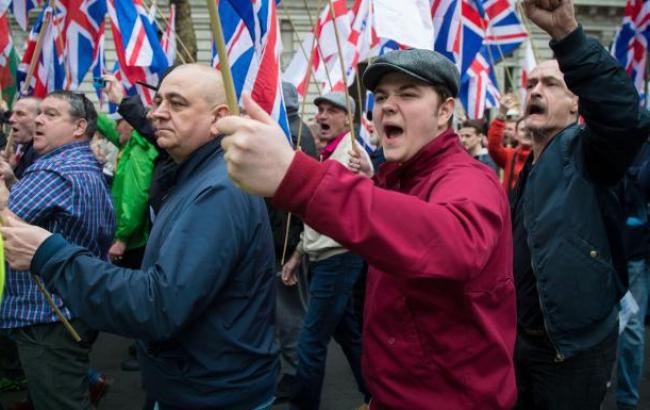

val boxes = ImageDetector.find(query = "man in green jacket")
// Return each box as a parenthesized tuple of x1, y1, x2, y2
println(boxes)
(96, 109, 158, 268)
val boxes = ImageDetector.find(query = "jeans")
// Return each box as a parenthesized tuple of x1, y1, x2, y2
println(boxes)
(617, 259, 650, 407)
(514, 328, 617, 410)
(290, 252, 369, 410)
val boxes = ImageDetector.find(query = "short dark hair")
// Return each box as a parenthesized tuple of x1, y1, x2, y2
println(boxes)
(432, 84, 454, 127)
(47, 91, 97, 138)
(460, 119, 486, 135)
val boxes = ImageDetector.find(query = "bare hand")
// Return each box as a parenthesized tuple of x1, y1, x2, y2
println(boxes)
(220, 93, 295, 197)
(281, 251, 301, 286)
(102, 74, 125, 106)
(523, 0, 578, 41)
(499, 93, 516, 117)
(0, 209, 52, 271)
(108, 240, 127, 262)
(348, 150, 373, 177)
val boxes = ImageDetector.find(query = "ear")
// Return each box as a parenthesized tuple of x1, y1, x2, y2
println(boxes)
(437, 97, 455, 129)
(73, 118, 88, 139)
(569, 96, 579, 117)
(210, 104, 230, 135)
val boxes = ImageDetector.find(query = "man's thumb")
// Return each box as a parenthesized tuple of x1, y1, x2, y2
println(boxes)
(242, 92, 275, 125)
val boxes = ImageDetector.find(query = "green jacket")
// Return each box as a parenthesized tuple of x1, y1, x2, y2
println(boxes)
(97, 113, 158, 250)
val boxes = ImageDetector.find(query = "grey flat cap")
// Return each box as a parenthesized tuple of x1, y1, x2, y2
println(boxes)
(363, 49, 460, 98)
(314, 92, 356, 115)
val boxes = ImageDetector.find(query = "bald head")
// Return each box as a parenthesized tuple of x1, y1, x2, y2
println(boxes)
(148, 64, 231, 163)
(163, 64, 226, 108)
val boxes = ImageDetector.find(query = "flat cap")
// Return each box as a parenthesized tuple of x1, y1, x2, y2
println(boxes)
(314, 92, 356, 115)
(363, 49, 460, 98)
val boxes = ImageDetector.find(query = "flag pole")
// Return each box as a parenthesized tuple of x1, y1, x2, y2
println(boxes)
(22, 1, 54, 95)
(280, 0, 325, 266)
(327, 0, 359, 152)
(206, 0, 239, 115)
(280, 1, 322, 96)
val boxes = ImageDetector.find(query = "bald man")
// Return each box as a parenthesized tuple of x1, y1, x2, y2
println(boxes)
(0, 65, 279, 409)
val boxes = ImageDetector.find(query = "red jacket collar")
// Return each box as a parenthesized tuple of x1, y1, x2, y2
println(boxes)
(377, 128, 461, 188)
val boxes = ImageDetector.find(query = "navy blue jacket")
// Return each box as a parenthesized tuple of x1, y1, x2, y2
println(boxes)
(32, 138, 279, 409)
(512, 27, 650, 360)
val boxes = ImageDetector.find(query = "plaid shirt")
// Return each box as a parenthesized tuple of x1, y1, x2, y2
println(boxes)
(0, 142, 115, 328)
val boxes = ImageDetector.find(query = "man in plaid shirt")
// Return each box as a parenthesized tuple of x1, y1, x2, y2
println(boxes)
(0, 91, 114, 410)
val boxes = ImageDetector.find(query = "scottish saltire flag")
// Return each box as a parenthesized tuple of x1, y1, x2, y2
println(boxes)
(18, 5, 66, 97)
(161, 4, 176, 65)
(460, 46, 500, 119)
(211, 0, 290, 140)
(10, 0, 41, 30)
(108, 0, 169, 105)
(612, 0, 650, 105)
(0, 9, 19, 107)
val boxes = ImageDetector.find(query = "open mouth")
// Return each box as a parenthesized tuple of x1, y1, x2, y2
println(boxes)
(383, 124, 404, 139)
(526, 102, 546, 116)
(320, 123, 331, 132)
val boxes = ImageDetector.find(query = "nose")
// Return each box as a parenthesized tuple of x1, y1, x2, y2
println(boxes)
(147, 100, 167, 122)
(381, 95, 397, 115)
(530, 82, 544, 98)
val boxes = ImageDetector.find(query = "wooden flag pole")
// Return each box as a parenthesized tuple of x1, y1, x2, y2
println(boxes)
(32, 274, 82, 342)
(22, 3, 54, 95)
(327, 0, 359, 152)
(206, 0, 240, 115)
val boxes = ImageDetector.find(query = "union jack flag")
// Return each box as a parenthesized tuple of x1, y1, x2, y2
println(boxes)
(612, 0, 650, 105)
(458, 0, 526, 118)
(59, 0, 106, 90)
(108, 0, 169, 105)
(460, 46, 501, 119)
(17, 4, 66, 97)
(211, 0, 290, 139)
(10, 0, 41, 31)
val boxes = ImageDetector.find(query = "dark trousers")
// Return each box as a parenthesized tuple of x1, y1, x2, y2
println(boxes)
(290, 252, 369, 410)
(12, 319, 98, 410)
(513, 328, 617, 410)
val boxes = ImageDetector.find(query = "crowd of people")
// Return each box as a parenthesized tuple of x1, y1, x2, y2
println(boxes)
(0, 0, 649, 409)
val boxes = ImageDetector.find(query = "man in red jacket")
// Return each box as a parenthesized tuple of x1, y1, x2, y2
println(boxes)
(216, 49, 516, 410)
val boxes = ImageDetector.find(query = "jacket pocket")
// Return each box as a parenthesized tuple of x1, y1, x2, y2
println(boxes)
(540, 235, 617, 331)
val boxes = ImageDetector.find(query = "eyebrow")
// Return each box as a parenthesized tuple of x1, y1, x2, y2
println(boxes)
(375, 84, 420, 94)
(159, 91, 189, 104)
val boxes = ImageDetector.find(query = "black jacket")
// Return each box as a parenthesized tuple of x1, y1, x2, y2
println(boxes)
(511, 26, 650, 360)
(118, 95, 178, 216)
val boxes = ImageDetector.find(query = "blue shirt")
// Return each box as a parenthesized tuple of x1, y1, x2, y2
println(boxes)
(0, 141, 115, 328)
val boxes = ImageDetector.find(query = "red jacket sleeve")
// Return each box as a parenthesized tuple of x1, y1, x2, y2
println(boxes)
(272, 152, 510, 282)
(487, 118, 511, 168)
